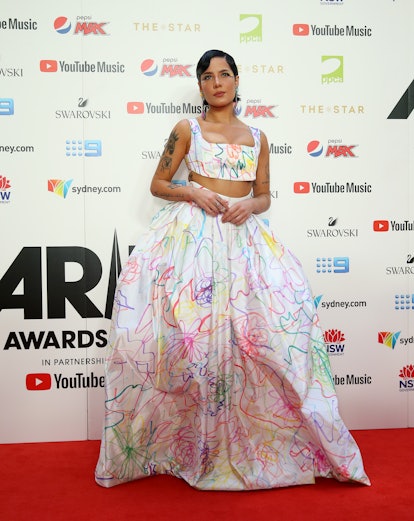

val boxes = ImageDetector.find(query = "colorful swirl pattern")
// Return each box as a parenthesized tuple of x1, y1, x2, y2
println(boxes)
(95, 123, 369, 489)
(184, 119, 260, 181)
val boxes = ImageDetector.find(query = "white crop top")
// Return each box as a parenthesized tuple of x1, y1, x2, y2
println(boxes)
(184, 118, 261, 181)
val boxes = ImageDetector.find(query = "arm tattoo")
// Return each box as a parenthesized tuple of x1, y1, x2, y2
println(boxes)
(159, 130, 179, 172)
(153, 190, 185, 200)
(154, 130, 186, 199)
(160, 155, 172, 171)
(164, 130, 179, 155)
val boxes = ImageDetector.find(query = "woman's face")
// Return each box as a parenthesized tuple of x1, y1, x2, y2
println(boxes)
(198, 57, 239, 108)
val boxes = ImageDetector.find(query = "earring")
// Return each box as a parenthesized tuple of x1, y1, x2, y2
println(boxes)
(233, 88, 240, 115)
(201, 97, 208, 120)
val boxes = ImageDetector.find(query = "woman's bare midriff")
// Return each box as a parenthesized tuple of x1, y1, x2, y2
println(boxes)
(188, 171, 253, 197)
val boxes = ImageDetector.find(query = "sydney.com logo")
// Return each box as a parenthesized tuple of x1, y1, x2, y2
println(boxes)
(48, 179, 121, 198)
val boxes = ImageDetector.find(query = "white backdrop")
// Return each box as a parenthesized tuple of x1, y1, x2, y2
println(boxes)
(0, 0, 413, 443)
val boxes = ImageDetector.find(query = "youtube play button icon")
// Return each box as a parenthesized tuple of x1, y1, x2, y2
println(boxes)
(294, 182, 310, 194)
(26, 373, 52, 391)
(127, 101, 144, 114)
(373, 220, 389, 232)
(40, 60, 58, 72)
(293, 24, 309, 36)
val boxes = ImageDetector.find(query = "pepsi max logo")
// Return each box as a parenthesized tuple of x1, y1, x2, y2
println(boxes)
(307, 140, 323, 157)
(54, 17, 71, 34)
(141, 59, 158, 76)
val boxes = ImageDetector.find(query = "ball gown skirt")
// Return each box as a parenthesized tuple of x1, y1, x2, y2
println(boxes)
(95, 186, 370, 490)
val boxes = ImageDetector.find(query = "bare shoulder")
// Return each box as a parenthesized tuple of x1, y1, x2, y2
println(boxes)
(163, 119, 191, 154)
(257, 128, 269, 151)
(243, 119, 268, 146)
(172, 118, 192, 138)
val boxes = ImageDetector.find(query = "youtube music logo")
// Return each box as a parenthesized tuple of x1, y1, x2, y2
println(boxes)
(127, 101, 144, 114)
(293, 24, 309, 36)
(26, 373, 52, 391)
(373, 220, 389, 232)
(294, 182, 310, 194)
(40, 60, 58, 72)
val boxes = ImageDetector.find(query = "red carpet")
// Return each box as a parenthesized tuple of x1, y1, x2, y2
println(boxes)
(1, 429, 413, 521)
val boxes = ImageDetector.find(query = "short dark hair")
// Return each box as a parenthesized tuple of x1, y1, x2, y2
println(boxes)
(196, 50, 239, 81)
(196, 50, 240, 106)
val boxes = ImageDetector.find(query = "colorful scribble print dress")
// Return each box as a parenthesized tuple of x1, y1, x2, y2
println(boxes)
(95, 118, 370, 490)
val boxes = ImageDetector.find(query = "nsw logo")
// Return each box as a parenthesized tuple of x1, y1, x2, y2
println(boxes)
(0, 174, 11, 203)
(324, 329, 346, 355)
(399, 364, 414, 391)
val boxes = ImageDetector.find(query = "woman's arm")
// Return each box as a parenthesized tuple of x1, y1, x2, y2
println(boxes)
(150, 119, 193, 202)
(251, 130, 271, 214)
(150, 119, 230, 216)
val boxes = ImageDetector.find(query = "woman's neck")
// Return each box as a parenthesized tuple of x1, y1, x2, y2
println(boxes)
(204, 106, 238, 125)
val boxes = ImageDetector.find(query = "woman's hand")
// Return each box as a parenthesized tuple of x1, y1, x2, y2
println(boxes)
(191, 187, 229, 217)
(221, 199, 254, 225)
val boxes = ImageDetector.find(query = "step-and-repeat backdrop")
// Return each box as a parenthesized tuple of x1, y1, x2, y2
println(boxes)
(1, 0, 413, 443)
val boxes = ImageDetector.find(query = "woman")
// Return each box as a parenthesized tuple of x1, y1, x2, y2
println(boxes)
(95, 50, 370, 490)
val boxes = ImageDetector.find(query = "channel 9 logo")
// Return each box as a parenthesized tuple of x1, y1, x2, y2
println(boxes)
(0, 98, 14, 115)
(316, 257, 349, 273)
(65, 139, 102, 157)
